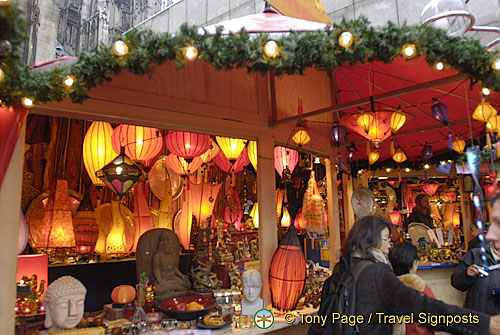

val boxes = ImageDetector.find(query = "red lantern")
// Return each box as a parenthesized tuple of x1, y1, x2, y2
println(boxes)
(421, 184, 440, 196)
(389, 211, 401, 226)
(111, 285, 136, 304)
(165, 154, 203, 175)
(444, 192, 457, 202)
(293, 209, 306, 231)
(213, 148, 250, 173)
(269, 224, 306, 311)
(112, 124, 163, 162)
(485, 184, 496, 198)
(165, 131, 211, 161)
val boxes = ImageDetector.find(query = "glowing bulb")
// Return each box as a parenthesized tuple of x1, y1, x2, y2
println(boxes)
(338, 31, 353, 48)
(435, 62, 444, 71)
(264, 40, 279, 58)
(19, 279, 24, 285)
(62, 75, 75, 88)
(21, 97, 34, 108)
(424, 164, 430, 169)
(403, 44, 416, 58)
(493, 58, 500, 71)
(137, 139, 143, 146)
(386, 168, 391, 172)
(98, 148, 104, 156)
(113, 40, 128, 56)
(405, 168, 411, 172)
(314, 157, 321, 164)
(116, 166, 123, 175)
(0, 0, 13, 6)
(440, 161, 446, 165)
(185, 143, 191, 149)
(0, 68, 4, 82)
(482, 87, 491, 96)
(183, 46, 198, 61)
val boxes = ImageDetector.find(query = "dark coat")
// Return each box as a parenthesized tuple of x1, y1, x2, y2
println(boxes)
(318, 257, 490, 335)
(451, 244, 500, 315)
(404, 210, 435, 230)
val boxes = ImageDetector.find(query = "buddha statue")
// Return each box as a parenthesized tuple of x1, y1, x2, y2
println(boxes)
(44, 276, 86, 331)
(240, 270, 264, 317)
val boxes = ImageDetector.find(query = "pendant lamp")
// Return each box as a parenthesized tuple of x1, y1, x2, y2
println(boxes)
(247, 141, 258, 171)
(368, 151, 380, 165)
(250, 202, 259, 228)
(292, 128, 311, 147)
(392, 150, 407, 163)
(452, 136, 466, 154)
(356, 112, 374, 133)
(274, 146, 299, 178)
(472, 100, 497, 123)
(82, 121, 115, 186)
(216, 136, 247, 161)
(165, 131, 211, 161)
(111, 124, 163, 162)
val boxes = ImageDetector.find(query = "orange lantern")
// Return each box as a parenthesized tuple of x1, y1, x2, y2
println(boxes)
(269, 224, 306, 311)
(165, 131, 211, 161)
(199, 139, 220, 164)
(82, 121, 115, 186)
(111, 285, 136, 304)
(281, 207, 291, 227)
(111, 124, 163, 162)
(106, 198, 130, 257)
(165, 154, 203, 175)
(293, 208, 306, 231)
(389, 211, 401, 226)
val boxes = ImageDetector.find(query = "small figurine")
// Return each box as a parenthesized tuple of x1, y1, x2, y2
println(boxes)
(234, 241, 245, 262)
(229, 263, 242, 291)
(250, 239, 259, 260)
(191, 258, 222, 293)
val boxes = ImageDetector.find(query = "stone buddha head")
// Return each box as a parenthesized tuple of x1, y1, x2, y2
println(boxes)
(44, 276, 86, 330)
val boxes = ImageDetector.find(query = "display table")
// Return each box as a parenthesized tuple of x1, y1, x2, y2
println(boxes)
(417, 263, 465, 307)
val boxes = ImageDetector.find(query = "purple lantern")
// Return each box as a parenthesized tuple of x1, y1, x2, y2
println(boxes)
(421, 143, 433, 161)
(330, 125, 346, 146)
(431, 101, 449, 125)
(347, 145, 356, 163)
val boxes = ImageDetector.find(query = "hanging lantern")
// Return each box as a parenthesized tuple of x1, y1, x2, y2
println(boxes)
(292, 128, 311, 147)
(431, 100, 449, 125)
(487, 115, 500, 134)
(96, 147, 143, 199)
(356, 112, 374, 133)
(191, 181, 221, 224)
(250, 202, 259, 229)
(216, 136, 247, 161)
(73, 191, 98, 255)
(473, 100, 498, 123)
(368, 151, 380, 165)
(165, 131, 211, 161)
(274, 146, 299, 178)
(247, 140, 258, 171)
(165, 154, 203, 175)
(269, 224, 306, 311)
(224, 187, 244, 231)
(132, 181, 154, 252)
(82, 121, 115, 186)
(452, 136, 466, 154)
(199, 139, 220, 164)
(293, 208, 306, 231)
(392, 149, 407, 163)
(421, 184, 440, 196)
(213, 148, 250, 174)
(390, 108, 406, 133)
(281, 207, 291, 227)
(444, 191, 457, 202)
(421, 143, 433, 161)
(329, 125, 346, 145)
(389, 211, 401, 226)
(111, 124, 163, 162)
(177, 186, 194, 250)
(347, 145, 356, 163)
(106, 198, 130, 257)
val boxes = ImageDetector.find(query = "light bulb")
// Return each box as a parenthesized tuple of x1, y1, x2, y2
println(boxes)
(116, 166, 123, 175)
(183, 46, 198, 61)
(424, 164, 430, 169)
(386, 168, 391, 172)
(21, 97, 34, 108)
(405, 168, 411, 172)
(440, 161, 446, 166)
(435, 62, 444, 71)
(264, 40, 279, 58)
(314, 156, 321, 164)
(482, 87, 491, 96)
(338, 31, 353, 48)
(493, 58, 500, 71)
(0, 68, 4, 82)
(113, 40, 128, 56)
(62, 75, 75, 88)
(403, 44, 416, 58)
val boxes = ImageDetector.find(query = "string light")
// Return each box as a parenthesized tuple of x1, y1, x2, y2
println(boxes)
(183, 46, 198, 61)
(402, 44, 417, 58)
(405, 168, 411, 172)
(0, 68, 4, 82)
(338, 31, 354, 48)
(386, 168, 391, 172)
(482, 87, 491, 96)
(0, 0, 13, 6)
(492, 58, 500, 70)
(62, 75, 75, 88)
(424, 163, 430, 169)
(113, 40, 128, 56)
(435, 61, 444, 71)
(264, 41, 279, 58)
(21, 97, 34, 108)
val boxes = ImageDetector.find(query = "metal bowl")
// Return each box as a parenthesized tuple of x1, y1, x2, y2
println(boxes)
(156, 296, 217, 321)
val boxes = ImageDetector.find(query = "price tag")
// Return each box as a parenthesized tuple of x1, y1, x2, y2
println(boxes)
(436, 228, 445, 247)
(447, 229, 454, 246)
(427, 229, 441, 248)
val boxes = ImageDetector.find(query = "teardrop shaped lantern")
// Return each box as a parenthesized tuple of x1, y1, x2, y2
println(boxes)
(274, 146, 299, 178)
(368, 151, 380, 165)
(431, 101, 449, 125)
(356, 112, 374, 133)
(269, 224, 306, 311)
(473, 100, 497, 123)
(329, 125, 346, 145)
(292, 128, 311, 147)
(452, 136, 466, 154)
(165, 131, 211, 161)
(281, 207, 291, 227)
(393, 149, 407, 163)
(83, 121, 115, 186)
(421, 143, 433, 161)
(73, 190, 98, 255)
(247, 140, 258, 171)
(96, 147, 143, 198)
(216, 136, 247, 161)
(486, 115, 500, 134)
(111, 124, 163, 162)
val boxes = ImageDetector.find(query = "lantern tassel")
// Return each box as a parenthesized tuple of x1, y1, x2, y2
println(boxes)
(390, 139, 395, 156)
(398, 167, 401, 182)
(448, 129, 453, 149)
(338, 154, 342, 173)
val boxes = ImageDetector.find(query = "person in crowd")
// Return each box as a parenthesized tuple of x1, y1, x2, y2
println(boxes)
(312, 215, 500, 335)
(468, 224, 483, 250)
(405, 194, 435, 230)
(451, 194, 500, 315)
(390, 242, 435, 335)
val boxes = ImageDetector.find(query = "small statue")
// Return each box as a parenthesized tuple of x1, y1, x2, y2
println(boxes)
(249, 239, 259, 260)
(44, 276, 86, 331)
(234, 241, 245, 263)
(240, 270, 264, 317)
(229, 263, 242, 291)
(191, 258, 222, 293)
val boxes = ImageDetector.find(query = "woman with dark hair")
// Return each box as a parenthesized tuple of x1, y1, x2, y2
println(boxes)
(310, 216, 500, 335)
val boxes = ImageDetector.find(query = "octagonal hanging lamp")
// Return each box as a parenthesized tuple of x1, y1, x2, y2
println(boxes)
(111, 124, 163, 162)
(274, 146, 299, 178)
(82, 121, 116, 186)
(165, 131, 211, 161)
(452, 136, 466, 154)
(216, 136, 247, 161)
(472, 100, 497, 123)
(356, 112, 374, 133)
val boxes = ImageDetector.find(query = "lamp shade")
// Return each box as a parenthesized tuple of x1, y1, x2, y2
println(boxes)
(73, 191, 98, 255)
(329, 125, 346, 146)
(293, 208, 306, 231)
(444, 191, 457, 202)
(250, 202, 259, 228)
(247, 140, 258, 171)
(216, 136, 247, 161)
(390, 109, 406, 133)
(368, 151, 380, 165)
(82, 121, 115, 186)
(421, 143, 433, 161)
(347, 146, 356, 163)
(392, 150, 407, 163)
(356, 112, 374, 133)
(292, 129, 311, 146)
(165, 154, 203, 175)
(473, 101, 497, 123)
(17, 254, 48, 301)
(96, 148, 144, 198)
(389, 211, 401, 226)
(281, 207, 291, 227)
(199, 139, 220, 164)
(274, 146, 299, 177)
(487, 115, 500, 134)
(452, 137, 466, 154)
(431, 101, 449, 125)
(111, 124, 163, 162)
(213, 148, 250, 173)
(421, 184, 440, 195)
(165, 131, 211, 161)
(111, 285, 136, 304)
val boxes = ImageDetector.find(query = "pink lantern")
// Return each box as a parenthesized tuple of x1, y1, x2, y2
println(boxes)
(420, 184, 440, 196)
(165, 131, 211, 161)
(112, 124, 163, 162)
(444, 192, 457, 202)
(389, 211, 401, 226)
(165, 154, 203, 175)
(274, 146, 299, 177)
(213, 148, 250, 173)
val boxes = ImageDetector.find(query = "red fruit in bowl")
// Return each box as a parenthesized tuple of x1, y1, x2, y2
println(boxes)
(176, 302, 187, 311)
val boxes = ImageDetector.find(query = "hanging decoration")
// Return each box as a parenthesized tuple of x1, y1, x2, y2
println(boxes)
(216, 136, 247, 161)
(368, 151, 380, 165)
(106, 198, 130, 257)
(281, 207, 291, 228)
(329, 124, 346, 172)
(165, 131, 211, 161)
(111, 124, 163, 162)
(177, 187, 194, 250)
(199, 139, 220, 164)
(250, 202, 259, 229)
(213, 148, 250, 186)
(292, 127, 311, 147)
(431, 100, 453, 149)
(392, 148, 407, 181)
(421, 184, 440, 196)
(452, 136, 466, 154)
(389, 107, 406, 155)
(356, 112, 374, 133)
(347, 144, 357, 163)
(486, 115, 500, 136)
(421, 143, 433, 180)
(191, 181, 221, 224)
(472, 100, 497, 123)
(165, 154, 203, 176)
(132, 181, 154, 252)
(224, 187, 244, 231)
(302, 171, 326, 234)
(389, 211, 401, 226)
(274, 146, 299, 178)
(247, 140, 258, 171)
(96, 147, 144, 199)
(82, 121, 115, 186)
(73, 190, 98, 255)
(269, 224, 306, 311)
(293, 208, 306, 231)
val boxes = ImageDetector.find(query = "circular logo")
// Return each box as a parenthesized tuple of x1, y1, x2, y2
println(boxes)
(254, 309, 274, 329)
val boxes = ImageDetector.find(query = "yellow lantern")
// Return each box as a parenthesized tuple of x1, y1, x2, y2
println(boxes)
(216, 136, 247, 161)
(199, 139, 220, 164)
(292, 129, 311, 146)
(83, 121, 116, 186)
(452, 137, 466, 154)
(281, 207, 291, 227)
(247, 140, 258, 171)
(368, 151, 380, 165)
(250, 202, 259, 229)
(357, 112, 374, 133)
(390, 109, 406, 133)
(487, 115, 500, 134)
(393, 150, 407, 163)
(472, 100, 497, 123)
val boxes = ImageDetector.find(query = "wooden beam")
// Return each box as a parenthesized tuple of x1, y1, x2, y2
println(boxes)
(269, 70, 278, 127)
(458, 174, 473, 250)
(272, 73, 467, 126)
(325, 157, 341, 267)
(342, 173, 355, 235)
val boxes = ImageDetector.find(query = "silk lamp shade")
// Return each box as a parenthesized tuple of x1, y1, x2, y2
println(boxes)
(165, 131, 211, 161)
(452, 137, 466, 154)
(82, 121, 115, 186)
(421, 184, 440, 196)
(199, 139, 220, 164)
(281, 207, 291, 227)
(250, 202, 259, 228)
(216, 136, 247, 161)
(274, 146, 299, 177)
(473, 101, 497, 123)
(368, 151, 380, 165)
(487, 115, 500, 134)
(356, 112, 374, 133)
(165, 154, 203, 175)
(389, 211, 401, 226)
(111, 285, 136, 304)
(291, 129, 311, 146)
(17, 254, 48, 301)
(392, 150, 407, 163)
(247, 140, 258, 171)
(390, 109, 406, 133)
(111, 124, 163, 162)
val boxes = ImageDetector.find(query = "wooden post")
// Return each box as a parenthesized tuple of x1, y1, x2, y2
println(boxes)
(458, 174, 473, 250)
(342, 173, 355, 235)
(256, 135, 277, 306)
(0, 124, 25, 333)
(325, 157, 341, 267)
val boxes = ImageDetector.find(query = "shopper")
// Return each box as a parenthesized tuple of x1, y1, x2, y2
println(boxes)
(405, 194, 435, 230)
(311, 215, 500, 335)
